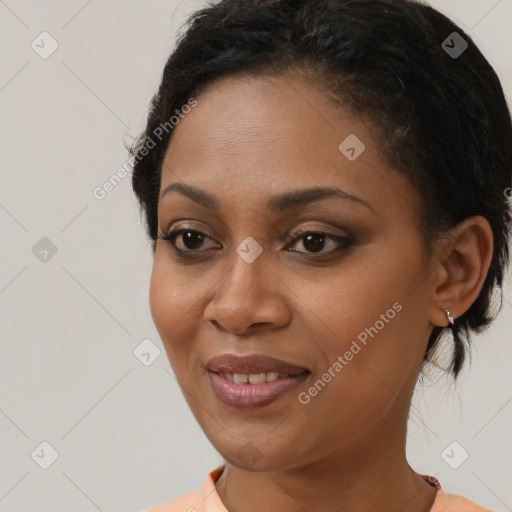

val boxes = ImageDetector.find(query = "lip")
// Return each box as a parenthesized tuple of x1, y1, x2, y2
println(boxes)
(206, 353, 310, 409)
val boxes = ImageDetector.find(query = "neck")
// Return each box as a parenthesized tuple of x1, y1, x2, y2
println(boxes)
(215, 422, 437, 512)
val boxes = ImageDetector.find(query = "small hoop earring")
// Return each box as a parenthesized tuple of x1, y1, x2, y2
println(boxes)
(445, 308, 455, 329)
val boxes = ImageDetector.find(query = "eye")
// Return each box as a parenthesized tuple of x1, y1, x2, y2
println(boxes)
(157, 227, 352, 256)
(157, 228, 219, 253)
(286, 229, 352, 254)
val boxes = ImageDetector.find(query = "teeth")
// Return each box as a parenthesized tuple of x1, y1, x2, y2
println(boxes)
(221, 371, 289, 384)
(248, 373, 266, 384)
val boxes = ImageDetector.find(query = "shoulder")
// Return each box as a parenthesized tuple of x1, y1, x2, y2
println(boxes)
(443, 492, 496, 512)
(142, 489, 203, 512)
(431, 490, 497, 512)
(141, 465, 226, 512)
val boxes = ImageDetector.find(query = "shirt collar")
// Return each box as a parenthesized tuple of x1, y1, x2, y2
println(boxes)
(200, 465, 442, 512)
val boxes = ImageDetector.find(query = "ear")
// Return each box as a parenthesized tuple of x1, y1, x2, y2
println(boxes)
(428, 215, 494, 328)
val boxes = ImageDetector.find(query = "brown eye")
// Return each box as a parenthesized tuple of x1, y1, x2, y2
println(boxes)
(158, 229, 219, 252)
(287, 230, 352, 254)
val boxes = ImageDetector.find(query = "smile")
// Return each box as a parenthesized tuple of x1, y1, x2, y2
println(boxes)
(205, 353, 310, 409)
(208, 371, 310, 409)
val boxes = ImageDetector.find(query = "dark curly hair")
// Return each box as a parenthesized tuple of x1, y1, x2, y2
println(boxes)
(128, 0, 512, 378)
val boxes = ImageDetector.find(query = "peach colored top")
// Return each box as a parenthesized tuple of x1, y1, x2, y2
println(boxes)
(143, 466, 496, 512)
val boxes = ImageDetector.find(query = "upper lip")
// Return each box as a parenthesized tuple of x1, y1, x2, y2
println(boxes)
(206, 353, 309, 375)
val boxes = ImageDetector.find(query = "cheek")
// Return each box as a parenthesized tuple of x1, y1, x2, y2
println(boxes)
(297, 248, 408, 340)
(149, 257, 173, 336)
(298, 242, 426, 398)
(149, 255, 193, 359)
(149, 253, 211, 373)
(149, 250, 198, 328)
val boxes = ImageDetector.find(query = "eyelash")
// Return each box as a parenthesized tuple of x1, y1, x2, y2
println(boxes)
(157, 227, 353, 257)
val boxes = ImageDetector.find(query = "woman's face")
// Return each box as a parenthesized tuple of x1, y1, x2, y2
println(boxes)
(150, 71, 438, 471)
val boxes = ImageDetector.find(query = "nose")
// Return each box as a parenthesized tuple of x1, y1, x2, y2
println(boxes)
(203, 250, 291, 335)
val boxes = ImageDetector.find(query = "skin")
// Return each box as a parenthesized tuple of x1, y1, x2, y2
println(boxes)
(149, 70, 493, 512)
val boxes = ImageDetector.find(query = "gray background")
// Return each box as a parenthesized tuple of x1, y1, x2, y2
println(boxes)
(0, 1, 511, 511)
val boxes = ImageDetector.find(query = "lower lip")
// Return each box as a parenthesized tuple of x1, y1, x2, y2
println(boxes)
(208, 371, 309, 409)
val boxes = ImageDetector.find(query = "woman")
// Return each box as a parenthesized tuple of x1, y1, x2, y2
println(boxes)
(129, 0, 511, 510)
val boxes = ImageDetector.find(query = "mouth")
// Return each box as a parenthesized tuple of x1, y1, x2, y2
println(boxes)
(206, 353, 310, 409)
(216, 371, 297, 384)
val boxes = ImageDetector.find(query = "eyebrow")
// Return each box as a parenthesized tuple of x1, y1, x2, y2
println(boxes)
(159, 182, 375, 214)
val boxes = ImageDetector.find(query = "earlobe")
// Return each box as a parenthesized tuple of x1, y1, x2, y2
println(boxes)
(428, 215, 493, 328)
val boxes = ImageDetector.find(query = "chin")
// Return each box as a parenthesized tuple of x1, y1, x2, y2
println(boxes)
(207, 430, 304, 472)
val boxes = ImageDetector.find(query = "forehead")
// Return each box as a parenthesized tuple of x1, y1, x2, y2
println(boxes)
(158, 72, 418, 221)
(168, 74, 342, 175)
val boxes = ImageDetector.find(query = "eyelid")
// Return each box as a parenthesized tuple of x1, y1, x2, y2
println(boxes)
(160, 222, 349, 243)
(158, 227, 220, 251)
(159, 224, 353, 256)
(286, 229, 352, 254)
(288, 223, 351, 241)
